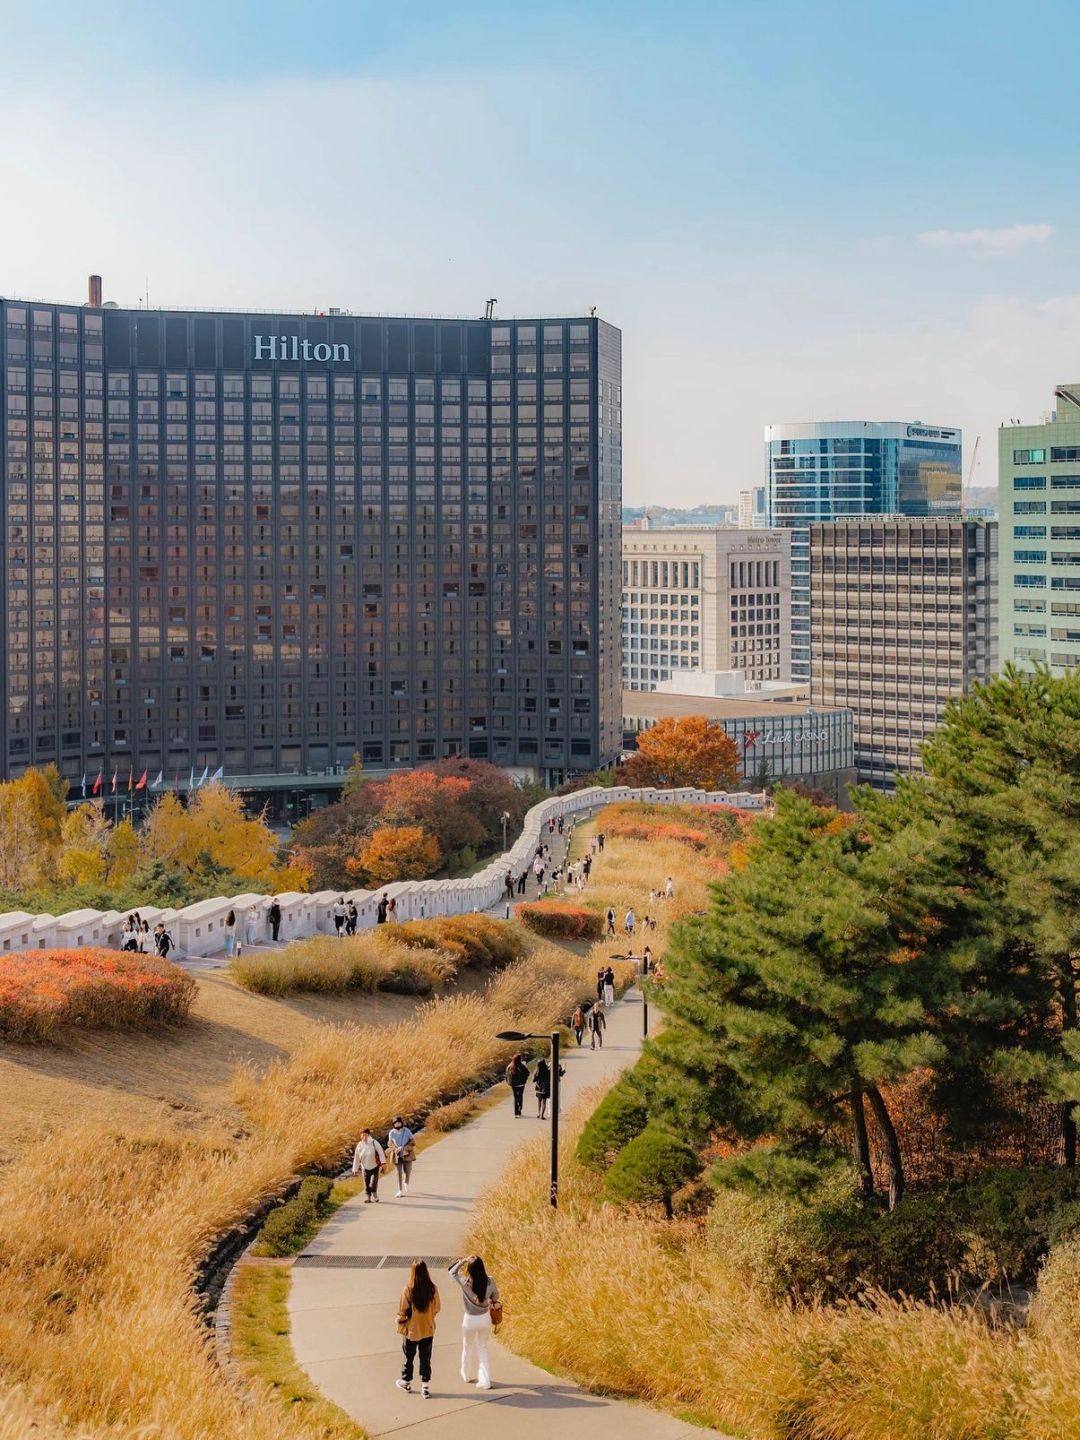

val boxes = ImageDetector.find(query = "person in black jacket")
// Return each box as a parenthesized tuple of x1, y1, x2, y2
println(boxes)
(506, 1054, 530, 1117)
(268, 897, 282, 942)
(588, 1004, 606, 1050)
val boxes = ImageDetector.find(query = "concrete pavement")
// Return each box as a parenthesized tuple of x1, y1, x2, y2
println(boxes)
(285, 986, 725, 1438)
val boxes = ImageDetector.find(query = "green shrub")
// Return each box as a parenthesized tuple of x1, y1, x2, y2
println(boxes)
(514, 901, 604, 941)
(603, 1123, 703, 1219)
(254, 1175, 336, 1257)
(577, 1081, 649, 1171)
(707, 1164, 1080, 1302)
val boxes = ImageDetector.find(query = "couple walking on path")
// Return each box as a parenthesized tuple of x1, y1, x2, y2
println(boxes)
(506, 1052, 563, 1119)
(350, 1117, 418, 1201)
(395, 1254, 502, 1399)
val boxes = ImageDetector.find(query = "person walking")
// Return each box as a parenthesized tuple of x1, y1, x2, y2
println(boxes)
(583, 853, 592, 881)
(245, 907, 258, 946)
(449, 1256, 500, 1390)
(603, 964, 615, 1007)
(598, 831, 605, 853)
(625, 907, 635, 937)
(606, 906, 616, 939)
(396, 1259, 440, 1398)
(346, 899, 358, 935)
(504, 871, 514, 902)
(533, 1056, 561, 1120)
(642, 944, 652, 975)
(376, 893, 389, 925)
(387, 896, 398, 922)
(388, 1116, 419, 1196)
(666, 875, 675, 900)
(516, 869, 527, 895)
(351, 1127, 386, 1203)
(596, 967, 606, 1004)
(506, 1053, 530, 1117)
(224, 909, 237, 958)
(138, 919, 151, 953)
(588, 1003, 606, 1049)
(333, 897, 346, 936)
(572, 1003, 585, 1046)
(154, 921, 174, 959)
(268, 897, 282, 942)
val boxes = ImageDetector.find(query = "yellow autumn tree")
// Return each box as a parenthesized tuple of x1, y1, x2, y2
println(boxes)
(142, 783, 304, 890)
(347, 825, 442, 885)
(106, 816, 141, 884)
(0, 765, 69, 891)
(55, 802, 112, 886)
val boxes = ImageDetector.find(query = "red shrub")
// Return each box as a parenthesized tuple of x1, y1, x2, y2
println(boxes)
(0, 948, 197, 1042)
(514, 902, 604, 941)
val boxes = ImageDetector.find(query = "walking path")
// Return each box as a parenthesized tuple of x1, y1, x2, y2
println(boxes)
(285, 986, 726, 1438)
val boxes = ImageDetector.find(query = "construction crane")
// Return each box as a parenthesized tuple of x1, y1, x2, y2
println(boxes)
(962, 434, 980, 513)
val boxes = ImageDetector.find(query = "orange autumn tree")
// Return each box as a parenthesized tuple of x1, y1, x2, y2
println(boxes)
(620, 715, 741, 791)
(348, 825, 443, 885)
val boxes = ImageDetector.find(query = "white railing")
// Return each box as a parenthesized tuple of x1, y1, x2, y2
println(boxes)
(0, 787, 767, 957)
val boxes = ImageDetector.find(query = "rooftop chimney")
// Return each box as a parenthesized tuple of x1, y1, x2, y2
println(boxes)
(88, 274, 102, 307)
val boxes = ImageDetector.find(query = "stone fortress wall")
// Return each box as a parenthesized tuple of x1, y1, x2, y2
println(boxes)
(0, 786, 766, 957)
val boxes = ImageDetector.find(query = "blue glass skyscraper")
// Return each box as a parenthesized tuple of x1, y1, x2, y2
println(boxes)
(765, 421, 962, 680)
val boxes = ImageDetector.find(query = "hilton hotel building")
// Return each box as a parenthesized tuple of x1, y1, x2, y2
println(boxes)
(0, 281, 623, 802)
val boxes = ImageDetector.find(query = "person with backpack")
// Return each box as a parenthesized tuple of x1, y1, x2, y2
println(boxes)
(588, 1003, 606, 1049)
(448, 1255, 501, 1390)
(268, 897, 282, 942)
(351, 1127, 386, 1203)
(506, 1053, 530, 1117)
(572, 1003, 585, 1046)
(396, 1258, 440, 1398)
(388, 1116, 419, 1196)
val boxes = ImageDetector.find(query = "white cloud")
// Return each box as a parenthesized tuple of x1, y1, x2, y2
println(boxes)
(917, 223, 1054, 254)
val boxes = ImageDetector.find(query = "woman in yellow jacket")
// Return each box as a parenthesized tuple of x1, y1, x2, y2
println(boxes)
(395, 1259, 440, 1399)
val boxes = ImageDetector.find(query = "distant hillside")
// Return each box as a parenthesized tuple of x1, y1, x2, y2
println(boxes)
(623, 504, 738, 528)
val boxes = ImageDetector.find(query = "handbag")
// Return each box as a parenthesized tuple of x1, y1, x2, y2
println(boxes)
(489, 1299, 504, 1327)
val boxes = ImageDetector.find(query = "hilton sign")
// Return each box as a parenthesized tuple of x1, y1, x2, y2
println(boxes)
(253, 335, 351, 363)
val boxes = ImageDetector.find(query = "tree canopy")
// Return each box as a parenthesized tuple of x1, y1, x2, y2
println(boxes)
(620, 715, 741, 791)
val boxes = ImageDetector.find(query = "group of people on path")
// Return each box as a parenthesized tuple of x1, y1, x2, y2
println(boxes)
(505, 1051, 566, 1118)
(332, 897, 360, 935)
(394, 1254, 502, 1398)
(120, 911, 178, 959)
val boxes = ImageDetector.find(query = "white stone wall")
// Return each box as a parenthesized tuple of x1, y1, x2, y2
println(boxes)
(0, 787, 766, 957)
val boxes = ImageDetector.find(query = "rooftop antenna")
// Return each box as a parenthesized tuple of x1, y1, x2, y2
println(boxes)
(484, 298, 497, 320)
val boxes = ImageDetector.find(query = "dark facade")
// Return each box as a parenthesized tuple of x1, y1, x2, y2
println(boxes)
(809, 517, 997, 788)
(0, 295, 622, 792)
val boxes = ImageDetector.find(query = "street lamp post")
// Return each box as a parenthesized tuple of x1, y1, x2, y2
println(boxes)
(501, 809, 511, 852)
(496, 1027, 561, 1207)
(642, 953, 649, 1038)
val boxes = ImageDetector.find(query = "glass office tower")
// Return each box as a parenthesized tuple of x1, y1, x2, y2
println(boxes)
(765, 421, 962, 681)
(0, 292, 622, 796)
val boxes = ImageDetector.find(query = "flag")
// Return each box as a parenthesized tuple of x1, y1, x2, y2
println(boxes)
(128, 770, 134, 792)
(92, 772, 103, 796)
(189, 766, 195, 791)
(173, 771, 180, 793)
(211, 765, 224, 781)
(111, 770, 118, 793)
(81, 773, 87, 799)
(152, 770, 163, 790)
(198, 765, 209, 787)
(135, 770, 148, 790)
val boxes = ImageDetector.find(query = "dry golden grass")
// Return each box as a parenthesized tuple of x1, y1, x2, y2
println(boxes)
(230, 932, 455, 996)
(469, 1096, 1080, 1440)
(0, 934, 601, 1438)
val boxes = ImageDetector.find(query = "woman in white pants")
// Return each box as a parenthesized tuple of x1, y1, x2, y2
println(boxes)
(448, 1255, 500, 1390)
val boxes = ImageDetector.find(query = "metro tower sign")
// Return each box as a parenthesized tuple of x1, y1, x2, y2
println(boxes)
(253, 334, 351, 363)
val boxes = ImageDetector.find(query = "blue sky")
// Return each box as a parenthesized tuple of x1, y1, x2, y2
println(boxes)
(2, 0, 1078, 502)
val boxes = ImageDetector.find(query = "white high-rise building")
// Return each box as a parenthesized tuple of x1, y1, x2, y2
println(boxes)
(738, 485, 768, 528)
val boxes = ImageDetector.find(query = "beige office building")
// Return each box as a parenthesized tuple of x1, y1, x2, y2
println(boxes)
(809, 516, 997, 789)
(622, 526, 792, 690)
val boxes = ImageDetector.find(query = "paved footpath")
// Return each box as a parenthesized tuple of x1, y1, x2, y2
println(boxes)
(286, 986, 727, 1438)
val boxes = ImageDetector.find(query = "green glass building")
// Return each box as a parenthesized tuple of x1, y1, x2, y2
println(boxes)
(999, 385, 1080, 674)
